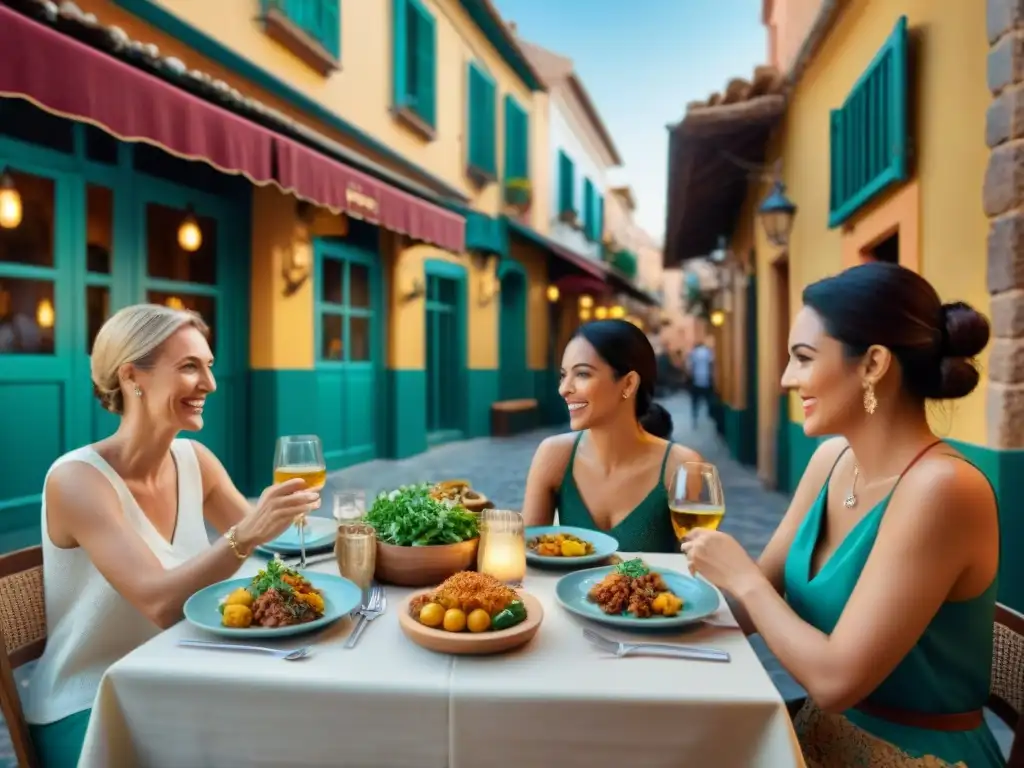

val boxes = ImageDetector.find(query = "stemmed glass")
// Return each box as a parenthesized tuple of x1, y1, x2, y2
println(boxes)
(273, 435, 326, 569)
(668, 462, 726, 542)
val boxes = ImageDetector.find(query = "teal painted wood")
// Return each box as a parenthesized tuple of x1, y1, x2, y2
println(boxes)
(557, 151, 574, 214)
(497, 259, 530, 400)
(503, 94, 529, 182)
(741, 275, 758, 466)
(109, 0, 464, 202)
(313, 225, 383, 470)
(464, 211, 507, 256)
(261, 0, 341, 59)
(386, 368, 427, 458)
(467, 62, 497, 177)
(423, 260, 467, 442)
(392, 0, 437, 128)
(248, 370, 320, 491)
(582, 178, 596, 241)
(828, 15, 909, 228)
(465, 368, 499, 437)
(0, 121, 250, 543)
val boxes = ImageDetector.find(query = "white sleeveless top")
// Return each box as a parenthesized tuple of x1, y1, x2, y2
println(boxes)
(24, 439, 211, 724)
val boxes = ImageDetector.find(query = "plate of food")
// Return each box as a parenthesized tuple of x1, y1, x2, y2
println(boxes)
(554, 558, 720, 629)
(525, 525, 618, 568)
(398, 571, 544, 654)
(184, 557, 363, 638)
(255, 516, 337, 557)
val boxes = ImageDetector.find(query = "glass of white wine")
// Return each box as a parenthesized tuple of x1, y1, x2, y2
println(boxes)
(273, 435, 326, 569)
(669, 461, 725, 542)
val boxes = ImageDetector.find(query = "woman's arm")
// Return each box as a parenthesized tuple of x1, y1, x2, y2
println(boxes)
(730, 458, 994, 712)
(520, 435, 574, 526)
(48, 462, 318, 629)
(191, 440, 254, 534)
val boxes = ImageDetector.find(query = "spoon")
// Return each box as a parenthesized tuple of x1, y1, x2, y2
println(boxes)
(178, 639, 310, 660)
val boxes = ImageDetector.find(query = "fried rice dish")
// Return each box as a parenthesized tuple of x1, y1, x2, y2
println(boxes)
(587, 558, 684, 618)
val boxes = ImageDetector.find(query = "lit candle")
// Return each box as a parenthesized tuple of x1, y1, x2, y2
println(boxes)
(476, 509, 527, 585)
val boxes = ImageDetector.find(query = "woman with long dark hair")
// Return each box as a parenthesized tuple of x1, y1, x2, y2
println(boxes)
(521, 319, 703, 552)
(682, 262, 1003, 766)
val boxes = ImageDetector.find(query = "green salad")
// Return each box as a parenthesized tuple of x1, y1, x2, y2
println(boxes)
(364, 483, 479, 546)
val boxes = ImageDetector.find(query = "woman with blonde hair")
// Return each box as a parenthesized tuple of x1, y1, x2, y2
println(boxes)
(22, 304, 319, 767)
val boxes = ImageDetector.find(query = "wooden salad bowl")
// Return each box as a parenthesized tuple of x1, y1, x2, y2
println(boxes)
(374, 538, 480, 587)
(398, 590, 544, 655)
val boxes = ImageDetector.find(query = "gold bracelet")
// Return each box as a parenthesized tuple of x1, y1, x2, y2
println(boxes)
(225, 525, 248, 561)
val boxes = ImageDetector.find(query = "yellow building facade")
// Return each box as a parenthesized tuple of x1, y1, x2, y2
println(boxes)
(664, 0, 1023, 610)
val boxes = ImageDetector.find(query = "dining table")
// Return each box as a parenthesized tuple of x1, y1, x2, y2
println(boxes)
(77, 551, 805, 768)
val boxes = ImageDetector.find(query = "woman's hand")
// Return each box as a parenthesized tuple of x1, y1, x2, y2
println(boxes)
(680, 529, 766, 597)
(234, 479, 321, 553)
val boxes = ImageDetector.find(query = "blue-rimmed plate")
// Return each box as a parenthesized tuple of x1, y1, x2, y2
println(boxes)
(256, 516, 336, 556)
(525, 526, 619, 568)
(554, 565, 720, 629)
(184, 572, 362, 639)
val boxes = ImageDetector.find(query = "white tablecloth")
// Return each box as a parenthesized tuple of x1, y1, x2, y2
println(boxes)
(79, 553, 804, 768)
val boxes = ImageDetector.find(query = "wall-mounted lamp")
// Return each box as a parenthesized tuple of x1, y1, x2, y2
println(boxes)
(579, 294, 594, 310)
(0, 169, 23, 230)
(758, 180, 797, 248)
(282, 202, 316, 297)
(594, 306, 608, 320)
(609, 305, 626, 319)
(546, 285, 560, 303)
(401, 267, 426, 303)
(472, 252, 501, 307)
(36, 297, 54, 329)
(177, 205, 202, 252)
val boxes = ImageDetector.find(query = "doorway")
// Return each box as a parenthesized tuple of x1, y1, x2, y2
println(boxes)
(424, 262, 467, 444)
(760, 255, 790, 490)
(498, 262, 529, 400)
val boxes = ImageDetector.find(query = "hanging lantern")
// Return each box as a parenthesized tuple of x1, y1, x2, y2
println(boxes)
(177, 206, 202, 252)
(0, 170, 23, 230)
(758, 180, 797, 247)
(36, 297, 55, 329)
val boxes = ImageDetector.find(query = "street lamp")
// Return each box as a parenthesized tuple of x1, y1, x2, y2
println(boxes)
(758, 180, 797, 247)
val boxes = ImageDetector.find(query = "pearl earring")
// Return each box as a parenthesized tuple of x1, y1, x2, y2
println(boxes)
(134, 386, 143, 398)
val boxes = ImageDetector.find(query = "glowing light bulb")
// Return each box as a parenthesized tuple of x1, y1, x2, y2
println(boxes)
(165, 296, 185, 311)
(177, 213, 202, 252)
(0, 173, 23, 230)
(579, 294, 594, 309)
(594, 306, 608, 320)
(710, 310, 726, 327)
(36, 298, 54, 329)
(545, 285, 560, 303)
(610, 305, 626, 319)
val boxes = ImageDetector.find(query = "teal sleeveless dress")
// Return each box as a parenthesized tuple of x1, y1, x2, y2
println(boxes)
(784, 445, 1005, 766)
(556, 433, 678, 553)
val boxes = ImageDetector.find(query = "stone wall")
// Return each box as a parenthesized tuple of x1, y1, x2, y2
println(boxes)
(985, 0, 1024, 449)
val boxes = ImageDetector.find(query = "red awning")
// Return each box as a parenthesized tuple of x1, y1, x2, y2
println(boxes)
(275, 138, 465, 252)
(0, 4, 465, 252)
(554, 274, 611, 297)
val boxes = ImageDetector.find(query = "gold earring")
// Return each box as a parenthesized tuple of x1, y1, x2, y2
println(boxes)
(622, 392, 629, 399)
(863, 382, 877, 415)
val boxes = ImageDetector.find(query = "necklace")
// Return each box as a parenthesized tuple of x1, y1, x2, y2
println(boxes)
(844, 465, 860, 508)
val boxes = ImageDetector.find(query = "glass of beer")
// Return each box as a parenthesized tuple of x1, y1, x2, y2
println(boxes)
(273, 435, 326, 569)
(335, 522, 376, 590)
(669, 461, 725, 541)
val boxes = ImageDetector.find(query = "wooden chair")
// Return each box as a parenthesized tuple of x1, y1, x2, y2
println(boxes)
(783, 602, 1024, 765)
(0, 546, 45, 768)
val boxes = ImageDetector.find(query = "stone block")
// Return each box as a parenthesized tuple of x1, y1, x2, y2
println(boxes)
(986, 381, 1024, 448)
(991, 289, 1024, 337)
(986, 85, 1024, 146)
(987, 211, 1024, 293)
(983, 141, 1024, 216)
(989, 0, 1024, 44)
(988, 338, 1024, 382)
(988, 31, 1024, 94)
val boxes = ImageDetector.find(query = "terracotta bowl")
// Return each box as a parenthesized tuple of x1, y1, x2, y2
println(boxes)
(398, 590, 544, 655)
(374, 538, 480, 587)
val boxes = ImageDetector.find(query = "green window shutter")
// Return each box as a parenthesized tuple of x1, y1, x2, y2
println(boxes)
(596, 193, 604, 242)
(558, 151, 574, 214)
(262, 0, 340, 59)
(413, 2, 436, 128)
(391, 0, 408, 108)
(467, 63, 496, 176)
(503, 95, 529, 180)
(828, 15, 908, 228)
(583, 178, 595, 240)
(320, 0, 340, 60)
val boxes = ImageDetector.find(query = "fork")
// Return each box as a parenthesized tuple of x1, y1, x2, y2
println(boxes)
(582, 628, 730, 662)
(344, 582, 386, 649)
(178, 639, 310, 660)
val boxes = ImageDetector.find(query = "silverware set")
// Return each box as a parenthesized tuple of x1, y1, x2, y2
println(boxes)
(582, 627, 731, 663)
(344, 582, 386, 650)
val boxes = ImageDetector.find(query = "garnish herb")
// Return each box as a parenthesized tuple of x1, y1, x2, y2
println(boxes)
(248, 556, 300, 599)
(615, 558, 650, 579)
(364, 483, 479, 546)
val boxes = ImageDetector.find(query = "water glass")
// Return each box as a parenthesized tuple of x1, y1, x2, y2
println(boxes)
(333, 489, 366, 521)
(336, 522, 376, 590)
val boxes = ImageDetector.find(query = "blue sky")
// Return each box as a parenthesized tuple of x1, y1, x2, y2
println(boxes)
(492, 0, 766, 242)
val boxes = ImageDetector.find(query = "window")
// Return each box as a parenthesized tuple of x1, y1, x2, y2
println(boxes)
(319, 256, 373, 363)
(467, 62, 497, 178)
(829, 16, 909, 228)
(261, 0, 341, 74)
(86, 185, 113, 353)
(393, 0, 436, 133)
(146, 204, 218, 285)
(503, 95, 529, 183)
(558, 151, 575, 215)
(868, 231, 900, 264)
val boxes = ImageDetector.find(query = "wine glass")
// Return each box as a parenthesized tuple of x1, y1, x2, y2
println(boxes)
(668, 462, 725, 543)
(273, 435, 326, 569)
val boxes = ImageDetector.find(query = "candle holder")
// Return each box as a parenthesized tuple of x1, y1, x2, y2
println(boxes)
(476, 509, 527, 586)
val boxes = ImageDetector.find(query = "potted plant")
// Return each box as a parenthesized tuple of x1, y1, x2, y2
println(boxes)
(558, 208, 580, 228)
(505, 178, 532, 215)
(364, 484, 480, 586)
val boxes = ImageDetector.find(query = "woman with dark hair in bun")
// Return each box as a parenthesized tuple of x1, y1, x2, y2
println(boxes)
(521, 319, 703, 553)
(681, 263, 1004, 766)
